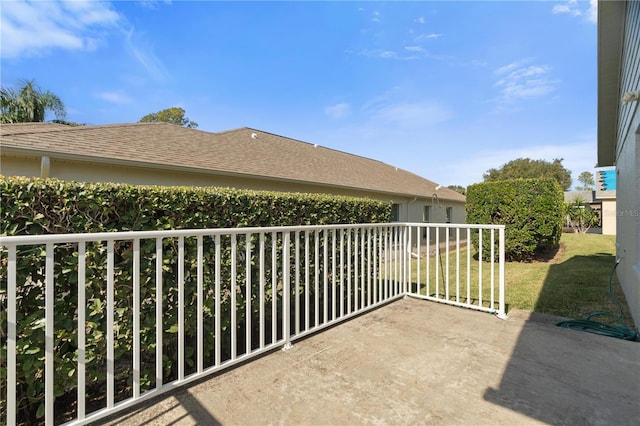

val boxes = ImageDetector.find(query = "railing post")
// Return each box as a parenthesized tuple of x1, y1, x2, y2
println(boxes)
(496, 226, 508, 320)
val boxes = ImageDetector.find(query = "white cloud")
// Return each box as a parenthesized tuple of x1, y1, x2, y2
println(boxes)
(369, 101, 452, 129)
(494, 61, 558, 103)
(325, 103, 351, 119)
(587, 0, 597, 23)
(95, 90, 133, 104)
(0, 0, 120, 58)
(123, 28, 169, 82)
(415, 17, 425, 24)
(137, 0, 173, 10)
(361, 48, 424, 61)
(414, 33, 443, 42)
(552, 0, 597, 23)
(552, 0, 581, 17)
(1, 1, 168, 82)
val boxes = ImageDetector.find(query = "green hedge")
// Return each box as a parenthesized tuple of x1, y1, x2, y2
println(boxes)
(466, 179, 563, 261)
(1, 177, 391, 235)
(0, 177, 390, 423)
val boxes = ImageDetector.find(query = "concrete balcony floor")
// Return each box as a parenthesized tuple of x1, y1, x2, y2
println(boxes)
(102, 298, 639, 425)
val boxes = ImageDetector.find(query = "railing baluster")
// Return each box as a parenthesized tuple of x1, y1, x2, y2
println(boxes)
(467, 228, 471, 304)
(178, 236, 185, 380)
(272, 233, 277, 344)
(445, 227, 450, 302)
(304, 230, 310, 331)
(347, 229, 352, 314)
(106, 240, 114, 410)
(323, 229, 328, 324)
(45, 243, 55, 424)
(491, 228, 495, 310)
(456, 229, 460, 303)
(78, 241, 86, 419)
(354, 229, 359, 312)
(332, 229, 336, 321)
(231, 234, 237, 360)
(314, 230, 320, 327)
(367, 228, 371, 306)
(340, 229, 344, 318)
(7, 245, 16, 425)
(478, 229, 483, 308)
(426, 227, 431, 298)
(372, 227, 377, 304)
(156, 237, 163, 388)
(499, 227, 506, 318)
(417, 226, 421, 296)
(435, 226, 440, 300)
(295, 231, 300, 335)
(197, 235, 203, 373)
(259, 232, 265, 349)
(360, 228, 366, 310)
(133, 239, 140, 397)
(214, 235, 221, 366)
(246, 233, 252, 355)
(283, 232, 291, 347)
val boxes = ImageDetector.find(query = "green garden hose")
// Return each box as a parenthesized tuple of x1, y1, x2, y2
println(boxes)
(556, 260, 639, 341)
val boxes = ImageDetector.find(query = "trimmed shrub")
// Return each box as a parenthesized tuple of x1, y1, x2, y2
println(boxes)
(0, 177, 390, 235)
(0, 177, 390, 423)
(466, 179, 564, 261)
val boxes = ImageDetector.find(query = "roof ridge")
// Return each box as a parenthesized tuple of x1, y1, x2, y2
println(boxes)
(218, 127, 403, 167)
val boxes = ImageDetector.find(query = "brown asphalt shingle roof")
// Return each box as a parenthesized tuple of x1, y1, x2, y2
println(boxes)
(0, 122, 465, 202)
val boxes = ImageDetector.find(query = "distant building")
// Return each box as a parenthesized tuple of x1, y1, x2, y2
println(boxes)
(564, 170, 617, 235)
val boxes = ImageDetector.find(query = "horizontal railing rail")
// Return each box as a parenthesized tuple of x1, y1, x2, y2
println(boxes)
(1, 222, 505, 425)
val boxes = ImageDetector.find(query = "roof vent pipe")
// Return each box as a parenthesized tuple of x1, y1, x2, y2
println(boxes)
(251, 133, 258, 139)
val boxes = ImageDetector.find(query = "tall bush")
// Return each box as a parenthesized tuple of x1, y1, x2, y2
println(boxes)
(466, 179, 564, 261)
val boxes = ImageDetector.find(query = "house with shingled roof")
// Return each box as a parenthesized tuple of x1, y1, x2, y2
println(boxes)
(0, 122, 465, 225)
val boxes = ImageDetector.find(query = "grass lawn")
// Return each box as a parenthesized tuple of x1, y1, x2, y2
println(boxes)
(407, 232, 635, 330)
(507, 232, 635, 329)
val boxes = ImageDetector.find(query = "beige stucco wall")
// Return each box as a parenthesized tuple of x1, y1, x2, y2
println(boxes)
(1, 152, 466, 228)
(600, 199, 617, 235)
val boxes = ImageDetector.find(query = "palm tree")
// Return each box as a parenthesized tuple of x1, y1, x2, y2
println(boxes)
(0, 79, 66, 123)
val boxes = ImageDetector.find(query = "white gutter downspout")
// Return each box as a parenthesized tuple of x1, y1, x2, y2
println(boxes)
(41, 156, 50, 178)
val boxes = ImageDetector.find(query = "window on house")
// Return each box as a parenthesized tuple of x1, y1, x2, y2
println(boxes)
(446, 207, 453, 223)
(423, 205, 431, 223)
(391, 203, 400, 222)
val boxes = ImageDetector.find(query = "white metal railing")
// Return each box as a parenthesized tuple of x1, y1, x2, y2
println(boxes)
(0, 222, 505, 425)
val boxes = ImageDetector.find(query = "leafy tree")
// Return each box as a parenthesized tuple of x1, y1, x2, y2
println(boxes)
(565, 199, 599, 233)
(575, 171, 595, 191)
(483, 158, 572, 191)
(0, 79, 66, 123)
(447, 185, 466, 195)
(139, 107, 198, 128)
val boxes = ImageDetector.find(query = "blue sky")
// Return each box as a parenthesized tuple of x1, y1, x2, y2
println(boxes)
(1, 0, 599, 188)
